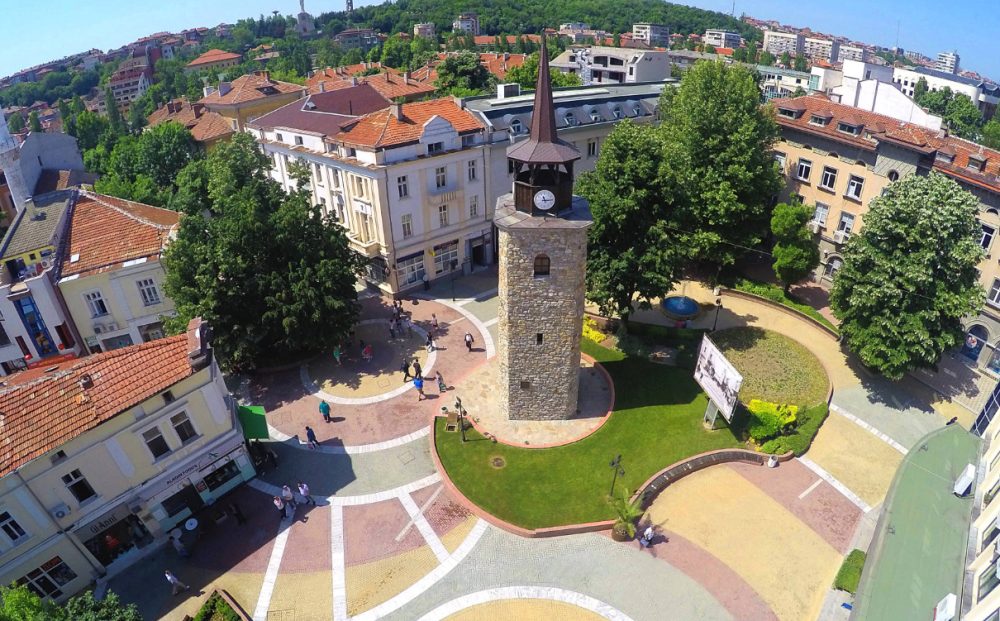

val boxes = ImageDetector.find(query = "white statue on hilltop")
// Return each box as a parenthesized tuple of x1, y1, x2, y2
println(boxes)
(299, 0, 305, 13)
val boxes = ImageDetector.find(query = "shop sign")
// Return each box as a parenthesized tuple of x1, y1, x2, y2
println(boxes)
(165, 461, 203, 487)
(74, 503, 132, 537)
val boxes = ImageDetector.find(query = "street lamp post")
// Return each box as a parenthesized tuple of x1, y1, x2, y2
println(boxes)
(455, 397, 467, 443)
(609, 454, 624, 497)
(712, 297, 723, 332)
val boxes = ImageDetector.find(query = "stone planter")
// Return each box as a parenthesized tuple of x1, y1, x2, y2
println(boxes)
(611, 521, 634, 542)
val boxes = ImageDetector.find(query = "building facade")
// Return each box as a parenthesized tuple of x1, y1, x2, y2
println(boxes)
(894, 66, 999, 120)
(107, 62, 152, 112)
(333, 29, 381, 52)
(838, 45, 868, 63)
(0, 320, 255, 602)
(184, 49, 242, 75)
(550, 46, 671, 85)
(937, 51, 961, 75)
(452, 13, 480, 35)
(199, 71, 306, 132)
(413, 23, 436, 38)
(632, 23, 670, 47)
(703, 30, 741, 50)
(802, 37, 840, 63)
(762, 30, 804, 57)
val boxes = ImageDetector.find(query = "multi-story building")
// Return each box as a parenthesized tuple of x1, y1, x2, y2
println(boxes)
(893, 66, 999, 120)
(837, 45, 868, 63)
(57, 191, 178, 354)
(146, 98, 235, 151)
(184, 48, 242, 75)
(550, 46, 671, 85)
(452, 13, 480, 35)
(757, 65, 812, 100)
(333, 28, 381, 52)
(937, 51, 961, 75)
(773, 95, 1000, 401)
(107, 61, 152, 112)
(802, 37, 839, 63)
(811, 60, 942, 130)
(307, 66, 436, 102)
(762, 30, 804, 57)
(413, 23, 436, 38)
(199, 71, 306, 132)
(703, 29, 741, 50)
(0, 121, 88, 219)
(632, 23, 670, 48)
(0, 319, 255, 601)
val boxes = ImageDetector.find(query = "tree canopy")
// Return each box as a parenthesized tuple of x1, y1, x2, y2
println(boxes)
(830, 172, 984, 379)
(504, 53, 582, 90)
(0, 585, 139, 621)
(770, 200, 819, 292)
(434, 51, 495, 96)
(658, 61, 783, 270)
(163, 133, 363, 371)
(915, 84, 983, 141)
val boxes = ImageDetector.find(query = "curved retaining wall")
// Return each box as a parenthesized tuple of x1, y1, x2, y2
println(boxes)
(720, 288, 840, 340)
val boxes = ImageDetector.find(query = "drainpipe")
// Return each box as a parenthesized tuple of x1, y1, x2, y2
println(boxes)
(383, 167, 400, 296)
(13, 470, 106, 578)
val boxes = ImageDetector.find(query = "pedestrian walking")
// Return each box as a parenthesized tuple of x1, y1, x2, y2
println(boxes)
(414, 376, 425, 401)
(422, 272, 430, 290)
(333, 344, 343, 366)
(282, 484, 296, 508)
(228, 502, 247, 526)
(165, 570, 190, 596)
(436, 371, 446, 393)
(426, 334, 434, 352)
(169, 535, 189, 558)
(298, 481, 316, 506)
(431, 314, 439, 334)
(403, 315, 413, 336)
(305, 426, 319, 449)
(319, 400, 331, 423)
(413, 359, 422, 378)
(363, 343, 373, 362)
(273, 496, 286, 521)
(464, 332, 474, 352)
(400, 359, 412, 381)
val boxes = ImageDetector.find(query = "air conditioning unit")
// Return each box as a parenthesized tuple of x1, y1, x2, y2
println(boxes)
(810, 221, 822, 234)
(40, 259, 51, 270)
(49, 503, 70, 520)
(93, 323, 104, 334)
(105, 322, 118, 332)
(833, 230, 849, 244)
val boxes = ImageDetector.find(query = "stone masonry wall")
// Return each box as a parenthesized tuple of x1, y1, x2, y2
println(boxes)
(496, 223, 589, 420)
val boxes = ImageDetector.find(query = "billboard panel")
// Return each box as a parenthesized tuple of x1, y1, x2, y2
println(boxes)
(693, 335, 743, 422)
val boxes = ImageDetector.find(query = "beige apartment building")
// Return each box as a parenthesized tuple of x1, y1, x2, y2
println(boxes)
(0, 320, 254, 602)
(763, 30, 804, 57)
(774, 95, 1000, 391)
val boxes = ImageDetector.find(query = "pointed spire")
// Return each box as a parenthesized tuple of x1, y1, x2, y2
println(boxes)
(506, 35, 580, 165)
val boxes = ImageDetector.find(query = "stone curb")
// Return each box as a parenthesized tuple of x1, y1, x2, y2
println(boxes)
(462, 354, 617, 450)
(720, 288, 840, 340)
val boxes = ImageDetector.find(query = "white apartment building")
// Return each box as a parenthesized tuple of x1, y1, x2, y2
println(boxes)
(763, 30, 804, 57)
(838, 45, 868, 63)
(550, 46, 671, 86)
(703, 29, 741, 50)
(937, 50, 960, 75)
(894, 66, 1000, 119)
(632, 23, 670, 47)
(802, 37, 839, 63)
(249, 94, 490, 293)
(413, 23, 436, 38)
(453, 13, 480, 35)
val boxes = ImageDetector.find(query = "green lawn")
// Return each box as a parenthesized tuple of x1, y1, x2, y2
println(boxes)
(713, 327, 829, 407)
(436, 338, 743, 529)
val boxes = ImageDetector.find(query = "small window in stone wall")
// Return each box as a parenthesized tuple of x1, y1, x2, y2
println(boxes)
(533, 254, 550, 277)
(520, 380, 531, 390)
(536, 333, 543, 345)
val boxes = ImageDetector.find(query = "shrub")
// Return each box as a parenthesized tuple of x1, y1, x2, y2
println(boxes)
(834, 549, 867, 594)
(582, 316, 606, 343)
(608, 488, 644, 539)
(760, 404, 829, 455)
(746, 399, 797, 442)
(193, 592, 241, 621)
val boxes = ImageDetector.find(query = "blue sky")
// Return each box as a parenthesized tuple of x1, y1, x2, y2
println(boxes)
(2, 0, 998, 80)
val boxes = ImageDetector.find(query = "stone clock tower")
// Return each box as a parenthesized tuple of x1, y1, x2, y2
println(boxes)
(494, 38, 593, 421)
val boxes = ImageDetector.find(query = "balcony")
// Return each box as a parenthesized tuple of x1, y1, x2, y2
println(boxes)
(349, 236, 382, 258)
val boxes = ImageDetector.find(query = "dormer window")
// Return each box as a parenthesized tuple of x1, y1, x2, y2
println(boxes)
(809, 115, 829, 126)
(428, 142, 443, 155)
(510, 119, 523, 134)
(275, 133, 284, 142)
(612, 105, 623, 119)
(294, 136, 303, 146)
(936, 150, 956, 164)
(564, 112, 576, 126)
(837, 122, 860, 136)
(968, 155, 987, 173)
(590, 111, 601, 122)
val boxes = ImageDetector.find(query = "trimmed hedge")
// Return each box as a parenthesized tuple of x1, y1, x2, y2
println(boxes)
(728, 278, 838, 333)
(746, 399, 797, 442)
(834, 549, 867, 594)
(760, 404, 829, 456)
(193, 592, 241, 621)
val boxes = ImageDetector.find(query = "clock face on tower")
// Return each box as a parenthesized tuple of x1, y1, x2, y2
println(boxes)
(533, 189, 556, 211)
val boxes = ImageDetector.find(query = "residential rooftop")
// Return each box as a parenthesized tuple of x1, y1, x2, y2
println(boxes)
(336, 98, 484, 150)
(0, 190, 74, 261)
(186, 48, 242, 68)
(248, 84, 390, 136)
(199, 72, 304, 106)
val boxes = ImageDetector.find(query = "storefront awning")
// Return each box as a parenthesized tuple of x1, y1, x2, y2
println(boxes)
(237, 405, 269, 440)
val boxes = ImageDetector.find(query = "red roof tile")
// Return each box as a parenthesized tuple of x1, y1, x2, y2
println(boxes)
(307, 66, 435, 101)
(0, 334, 196, 476)
(60, 191, 178, 278)
(187, 48, 242, 67)
(337, 98, 483, 149)
(199, 72, 305, 106)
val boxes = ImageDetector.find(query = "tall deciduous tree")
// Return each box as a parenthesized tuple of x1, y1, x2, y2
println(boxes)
(913, 77, 929, 101)
(93, 121, 200, 206)
(770, 201, 819, 292)
(27, 110, 42, 133)
(983, 119, 1000, 150)
(504, 53, 582, 90)
(578, 120, 685, 322)
(6, 111, 24, 133)
(831, 172, 984, 379)
(658, 61, 783, 270)
(164, 133, 362, 371)
(434, 51, 494, 95)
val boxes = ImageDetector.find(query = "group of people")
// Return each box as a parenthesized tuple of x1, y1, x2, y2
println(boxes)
(273, 482, 317, 521)
(400, 358, 447, 401)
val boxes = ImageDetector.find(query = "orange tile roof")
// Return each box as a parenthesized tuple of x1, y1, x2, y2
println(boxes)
(199, 72, 304, 106)
(473, 34, 542, 46)
(187, 48, 242, 67)
(337, 98, 483, 149)
(307, 66, 435, 100)
(149, 99, 237, 143)
(0, 334, 196, 476)
(60, 191, 178, 278)
(774, 94, 1000, 193)
(477, 53, 526, 80)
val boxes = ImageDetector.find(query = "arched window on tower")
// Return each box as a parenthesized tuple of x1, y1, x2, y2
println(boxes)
(533, 254, 550, 277)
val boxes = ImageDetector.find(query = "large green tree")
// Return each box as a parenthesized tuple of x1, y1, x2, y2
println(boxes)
(380, 33, 413, 69)
(658, 61, 783, 270)
(0, 585, 139, 621)
(578, 120, 686, 322)
(915, 85, 983, 140)
(93, 121, 200, 206)
(164, 134, 363, 371)
(983, 119, 1000, 150)
(27, 111, 42, 133)
(434, 51, 494, 96)
(830, 172, 984, 379)
(770, 201, 820, 292)
(6, 112, 24, 133)
(504, 53, 582, 89)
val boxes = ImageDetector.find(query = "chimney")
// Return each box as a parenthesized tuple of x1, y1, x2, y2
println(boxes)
(404, 71, 410, 84)
(319, 80, 326, 93)
(351, 76, 359, 86)
(192, 103, 205, 118)
(186, 317, 212, 371)
(390, 102, 403, 120)
(262, 70, 271, 82)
